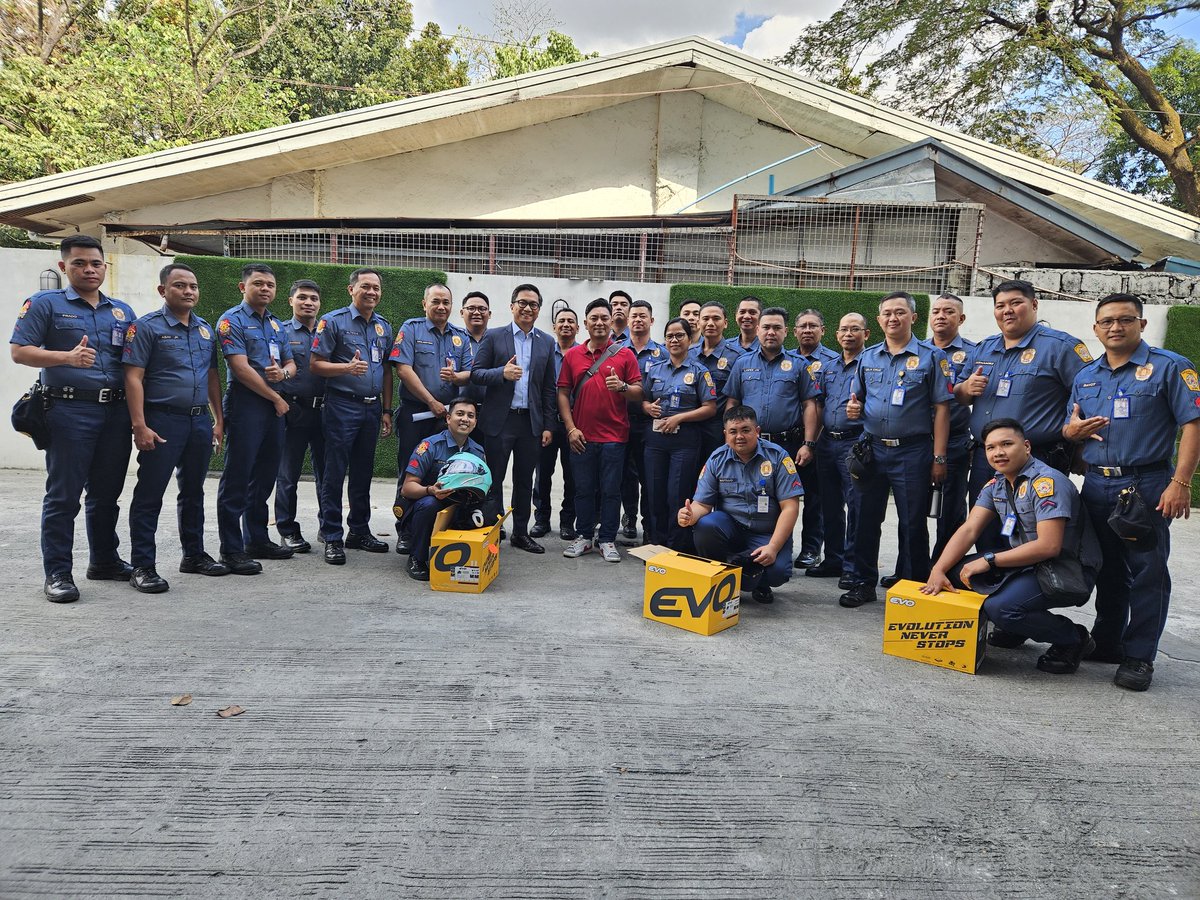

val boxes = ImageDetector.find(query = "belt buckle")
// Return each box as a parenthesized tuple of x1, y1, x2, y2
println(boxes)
(363, 395, 378, 404)
(190, 405, 205, 416)
(1100, 465, 1123, 477)
(97, 388, 112, 403)
(883, 438, 900, 448)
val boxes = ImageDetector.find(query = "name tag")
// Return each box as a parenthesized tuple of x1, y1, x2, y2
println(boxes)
(891, 387, 906, 406)
(111, 324, 124, 347)
(1000, 514, 1017, 537)
(269, 341, 281, 362)
(1113, 395, 1130, 419)
(996, 378, 1012, 398)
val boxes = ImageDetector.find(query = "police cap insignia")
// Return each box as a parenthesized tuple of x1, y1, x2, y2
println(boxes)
(1074, 342, 1094, 362)
(1033, 476, 1055, 498)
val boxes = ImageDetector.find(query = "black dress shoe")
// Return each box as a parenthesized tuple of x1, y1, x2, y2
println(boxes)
(879, 573, 901, 589)
(279, 533, 311, 554)
(839, 584, 878, 608)
(245, 541, 294, 560)
(752, 584, 774, 603)
(621, 515, 637, 540)
(1114, 657, 1154, 691)
(988, 629, 1028, 649)
(530, 521, 550, 538)
(805, 563, 842, 578)
(395, 535, 412, 555)
(86, 559, 133, 581)
(179, 553, 230, 576)
(406, 555, 429, 581)
(560, 526, 577, 541)
(346, 533, 388, 553)
(44, 573, 79, 603)
(130, 566, 169, 594)
(1037, 624, 1095, 675)
(511, 534, 545, 554)
(220, 553, 262, 576)
(324, 540, 346, 565)
(793, 551, 821, 569)
(837, 576, 857, 591)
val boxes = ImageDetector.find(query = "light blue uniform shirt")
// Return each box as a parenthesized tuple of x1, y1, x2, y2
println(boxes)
(11, 286, 135, 390)
(725, 349, 822, 433)
(121, 306, 218, 407)
(312, 305, 393, 397)
(853, 338, 953, 439)
(390, 317, 474, 405)
(695, 439, 804, 533)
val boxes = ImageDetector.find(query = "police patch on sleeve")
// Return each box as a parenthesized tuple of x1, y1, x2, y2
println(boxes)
(316, 319, 327, 333)
(783, 456, 797, 474)
(1073, 342, 1094, 363)
(218, 318, 231, 335)
(703, 371, 714, 386)
(1182, 368, 1200, 392)
(416, 441, 430, 455)
(124, 323, 137, 344)
(18, 299, 31, 318)
(1032, 476, 1055, 498)
(939, 358, 951, 378)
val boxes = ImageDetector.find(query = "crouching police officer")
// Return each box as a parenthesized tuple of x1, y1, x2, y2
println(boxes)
(677, 405, 802, 603)
(925, 418, 1097, 674)
(1063, 292, 1200, 691)
(123, 263, 229, 592)
(399, 397, 486, 581)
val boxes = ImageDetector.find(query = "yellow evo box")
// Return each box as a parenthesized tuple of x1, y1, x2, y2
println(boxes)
(428, 507, 510, 594)
(883, 579, 988, 674)
(630, 545, 741, 636)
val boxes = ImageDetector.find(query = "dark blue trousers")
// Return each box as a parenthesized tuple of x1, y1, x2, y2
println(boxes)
(573, 441, 626, 543)
(130, 409, 214, 567)
(41, 399, 132, 576)
(1082, 469, 1173, 662)
(693, 510, 793, 590)
(643, 425, 699, 551)
(534, 424, 575, 530)
(815, 434, 860, 576)
(217, 387, 284, 555)
(275, 405, 326, 538)
(404, 494, 452, 566)
(853, 439, 932, 586)
(620, 425, 650, 532)
(319, 393, 381, 542)
(982, 570, 1079, 646)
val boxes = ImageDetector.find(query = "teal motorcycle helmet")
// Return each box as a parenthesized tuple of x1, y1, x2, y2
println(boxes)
(437, 452, 492, 504)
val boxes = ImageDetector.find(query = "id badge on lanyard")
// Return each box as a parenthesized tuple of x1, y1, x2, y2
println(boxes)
(1113, 388, 1130, 419)
(269, 341, 281, 363)
(757, 479, 769, 514)
(996, 371, 1013, 398)
(110, 323, 124, 347)
(371, 343, 381, 364)
(1000, 513, 1017, 538)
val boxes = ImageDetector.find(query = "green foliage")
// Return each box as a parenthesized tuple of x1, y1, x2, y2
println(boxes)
(668, 284, 929, 353)
(179, 255, 445, 478)
(492, 30, 595, 78)
(0, 225, 55, 249)
(1161, 304, 1200, 504)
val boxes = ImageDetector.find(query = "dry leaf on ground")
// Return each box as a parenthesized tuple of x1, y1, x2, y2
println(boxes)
(216, 705, 246, 718)
(170, 694, 192, 706)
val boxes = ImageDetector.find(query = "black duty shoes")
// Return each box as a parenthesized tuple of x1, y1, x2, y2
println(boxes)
(220, 553, 263, 576)
(346, 533, 388, 553)
(406, 555, 429, 581)
(1114, 657, 1154, 691)
(245, 541, 294, 560)
(130, 566, 169, 594)
(86, 559, 133, 581)
(179, 553, 230, 576)
(838, 584, 878, 608)
(324, 541, 346, 565)
(279, 533, 312, 554)
(45, 573, 80, 603)
(1036, 624, 1095, 675)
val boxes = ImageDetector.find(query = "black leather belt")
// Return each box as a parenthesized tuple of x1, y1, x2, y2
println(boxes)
(44, 386, 125, 403)
(868, 433, 931, 448)
(283, 394, 325, 409)
(1090, 461, 1169, 478)
(760, 428, 803, 445)
(510, 407, 530, 415)
(145, 402, 208, 417)
(825, 427, 864, 441)
(328, 388, 379, 404)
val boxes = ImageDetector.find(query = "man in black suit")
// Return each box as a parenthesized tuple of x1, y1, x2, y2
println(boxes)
(469, 283, 558, 553)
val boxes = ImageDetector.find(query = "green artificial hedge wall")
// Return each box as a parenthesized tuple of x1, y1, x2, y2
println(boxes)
(668, 284, 930, 352)
(1163, 304, 1200, 504)
(179, 255, 446, 479)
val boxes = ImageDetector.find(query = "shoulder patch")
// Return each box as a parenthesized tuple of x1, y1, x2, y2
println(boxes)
(703, 371, 714, 386)
(1182, 368, 1200, 392)
(18, 298, 31, 318)
(1074, 342, 1094, 363)
(415, 441, 430, 456)
(124, 323, 137, 344)
(782, 456, 797, 474)
(1032, 476, 1055, 498)
(939, 358, 951, 378)
(218, 318, 231, 336)
(316, 319, 327, 333)
(699, 464, 707, 479)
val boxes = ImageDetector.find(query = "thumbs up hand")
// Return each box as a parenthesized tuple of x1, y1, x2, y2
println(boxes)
(502, 354, 523, 382)
(348, 348, 368, 376)
(68, 333, 96, 368)
(846, 391, 862, 420)
(605, 366, 623, 392)
(677, 498, 696, 528)
(963, 364, 989, 397)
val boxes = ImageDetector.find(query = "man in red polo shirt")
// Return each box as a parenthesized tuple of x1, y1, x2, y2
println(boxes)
(557, 297, 644, 562)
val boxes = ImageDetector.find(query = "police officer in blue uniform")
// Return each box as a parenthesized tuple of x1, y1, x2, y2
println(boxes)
(724, 296, 762, 356)
(724, 306, 822, 468)
(310, 268, 394, 564)
(215, 263, 296, 574)
(620, 300, 663, 541)
(1063, 292, 1200, 692)
(790, 308, 841, 569)
(641, 317, 717, 550)
(957, 279, 1092, 551)
(274, 280, 326, 554)
(400, 398, 487, 581)
(122, 263, 229, 592)
(10, 235, 136, 602)
(925, 418, 1097, 675)
(806, 312, 871, 589)
(390, 283, 474, 552)
(678, 405, 803, 603)
(688, 301, 742, 468)
(842, 292, 952, 608)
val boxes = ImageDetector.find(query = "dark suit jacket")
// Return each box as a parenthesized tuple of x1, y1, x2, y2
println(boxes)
(469, 324, 557, 438)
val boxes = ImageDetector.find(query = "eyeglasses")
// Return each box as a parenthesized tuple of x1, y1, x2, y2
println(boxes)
(836, 326, 865, 333)
(1095, 316, 1139, 329)
(664, 333, 688, 341)
(513, 300, 541, 310)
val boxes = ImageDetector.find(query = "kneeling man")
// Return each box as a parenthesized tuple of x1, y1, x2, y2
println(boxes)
(677, 405, 801, 603)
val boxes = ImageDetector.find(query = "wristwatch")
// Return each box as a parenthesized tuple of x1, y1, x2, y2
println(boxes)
(933, 454, 947, 465)
(803, 440, 817, 449)
(618, 382, 628, 393)
(983, 551, 996, 569)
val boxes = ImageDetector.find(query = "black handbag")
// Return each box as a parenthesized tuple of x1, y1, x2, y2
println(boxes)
(11, 381, 51, 450)
(1107, 482, 1157, 551)
(1004, 477, 1100, 606)
(847, 437, 874, 483)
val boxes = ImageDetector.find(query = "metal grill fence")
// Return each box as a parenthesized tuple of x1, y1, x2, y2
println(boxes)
(137, 197, 984, 295)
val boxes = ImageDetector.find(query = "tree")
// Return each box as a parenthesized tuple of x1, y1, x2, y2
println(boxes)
(455, 0, 594, 82)
(781, 1, 1200, 216)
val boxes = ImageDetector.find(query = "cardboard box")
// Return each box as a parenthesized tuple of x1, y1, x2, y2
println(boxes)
(630, 544, 741, 636)
(883, 579, 988, 674)
(428, 507, 510, 594)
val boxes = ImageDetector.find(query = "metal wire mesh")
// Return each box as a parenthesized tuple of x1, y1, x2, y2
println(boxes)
(139, 196, 983, 294)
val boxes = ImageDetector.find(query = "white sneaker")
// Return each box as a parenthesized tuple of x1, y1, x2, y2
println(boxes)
(599, 541, 621, 563)
(563, 538, 592, 558)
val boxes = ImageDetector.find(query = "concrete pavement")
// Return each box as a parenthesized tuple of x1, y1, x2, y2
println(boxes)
(0, 468, 1197, 898)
